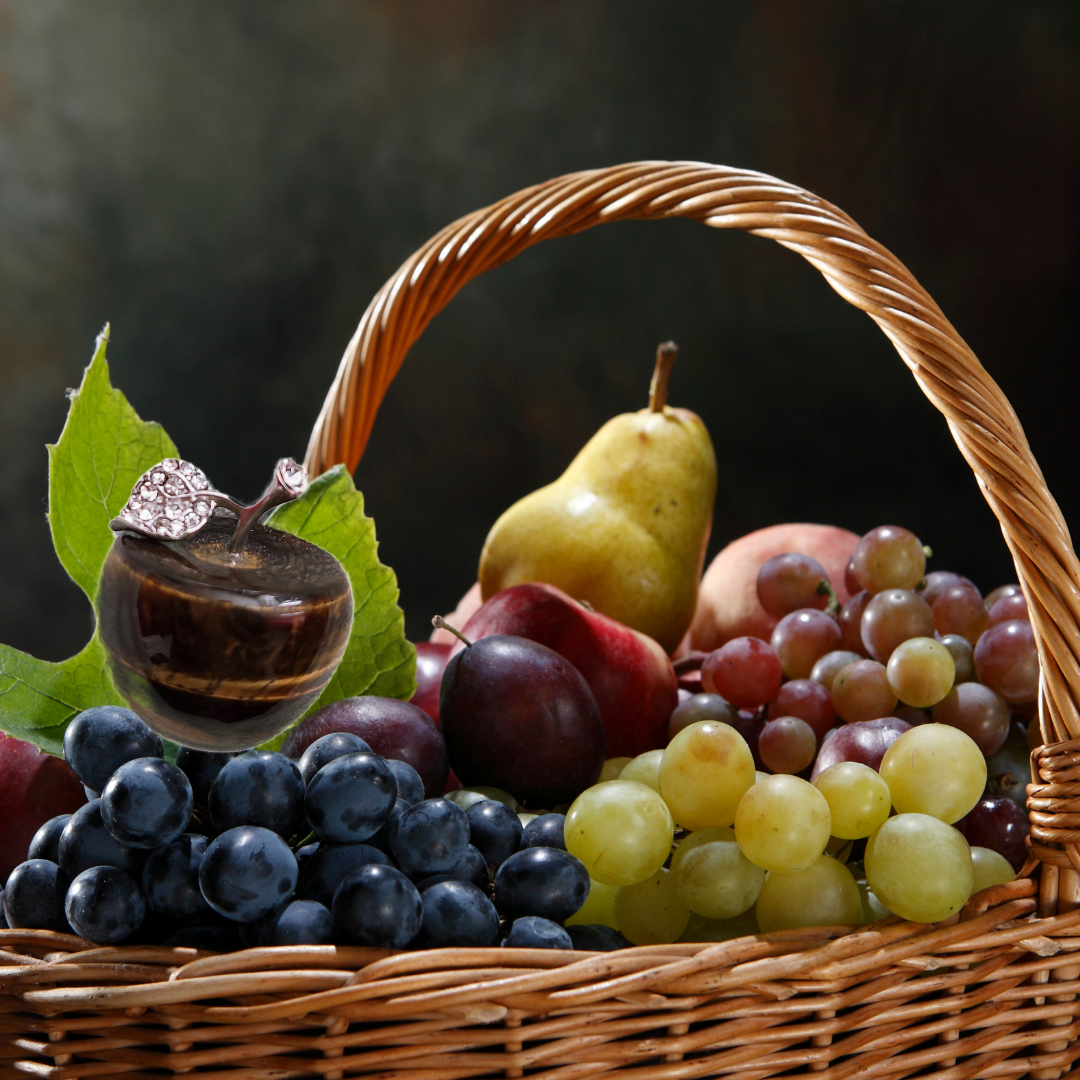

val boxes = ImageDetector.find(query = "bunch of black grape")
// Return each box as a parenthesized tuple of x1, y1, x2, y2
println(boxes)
(1, 706, 625, 952)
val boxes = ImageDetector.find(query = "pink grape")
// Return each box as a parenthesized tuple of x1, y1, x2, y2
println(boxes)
(810, 650, 865, 693)
(974, 620, 1040, 704)
(984, 584, 1022, 610)
(920, 570, 979, 606)
(931, 682, 1010, 756)
(861, 588, 935, 662)
(756, 553, 831, 618)
(989, 593, 1029, 626)
(759, 717, 817, 775)
(844, 556, 860, 596)
(669, 694, 739, 741)
(701, 638, 783, 709)
(771, 609, 842, 680)
(811, 716, 912, 777)
(770, 679, 836, 741)
(893, 705, 930, 725)
(832, 660, 898, 724)
(850, 526, 926, 594)
(932, 584, 989, 645)
(939, 634, 975, 683)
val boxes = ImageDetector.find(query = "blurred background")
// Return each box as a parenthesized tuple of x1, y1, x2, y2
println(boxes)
(1, 0, 1078, 658)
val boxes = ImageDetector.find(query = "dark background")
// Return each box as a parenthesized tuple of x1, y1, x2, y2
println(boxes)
(1, 0, 1078, 659)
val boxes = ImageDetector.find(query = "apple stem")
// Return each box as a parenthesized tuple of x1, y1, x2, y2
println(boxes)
(649, 341, 678, 412)
(432, 615, 473, 648)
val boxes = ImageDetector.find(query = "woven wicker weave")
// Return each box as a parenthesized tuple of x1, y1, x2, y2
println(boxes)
(4, 161, 1080, 1080)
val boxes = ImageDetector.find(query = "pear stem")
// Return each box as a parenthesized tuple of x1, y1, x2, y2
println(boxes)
(432, 615, 472, 648)
(649, 341, 679, 412)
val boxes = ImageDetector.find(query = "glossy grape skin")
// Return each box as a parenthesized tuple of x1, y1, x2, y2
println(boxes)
(305, 752, 397, 844)
(811, 650, 865, 694)
(811, 717, 911, 777)
(28, 815, 72, 864)
(619, 750, 664, 793)
(58, 800, 146, 879)
(176, 748, 239, 808)
(565, 877, 619, 928)
(755, 855, 862, 932)
(659, 721, 756, 831)
(770, 679, 836, 741)
(296, 842, 392, 907)
(940, 634, 975, 683)
(494, 847, 590, 922)
(984, 584, 1023, 610)
(733, 774, 832, 872)
(567, 923, 629, 951)
(670, 826, 764, 919)
(332, 864, 422, 948)
(199, 826, 298, 922)
(418, 880, 500, 947)
(418, 845, 490, 892)
(385, 760, 425, 807)
(388, 799, 470, 878)
(669, 694, 739, 740)
(2, 859, 69, 931)
(880, 725, 986, 823)
(296, 732, 372, 786)
(838, 592, 872, 656)
(756, 553, 830, 618)
(920, 571, 979, 606)
(209, 751, 306, 837)
(831, 660, 898, 724)
(931, 683, 1010, 755)
(970, 847, 1015, 894)
(861, 589, 935, 663)
(932, 585, 990, 645)
(886, 637, 955, 709)
(65, 866, 145, 945)
(142, 834, 212, 920)
(264, 900, 335, 945)
(989, 593, 1029, 625)
(466, 800, 523, 868)
(759, 718, 817, 774)
(63, 706, 163, 794)
(974, 620, 1040, 704)
(771, 609, 842, 680)
(701, 638, 783, 708)
(865, 814, 973, 922)
(520, 813, 567, 851)
(505, 916, 573, 950)
(851, 526, 926, 594)
(955, 795, 1030, 871)
(614, 867, 689, 945)
(101, 758, 193, 849)
(812, 762, 891, 839)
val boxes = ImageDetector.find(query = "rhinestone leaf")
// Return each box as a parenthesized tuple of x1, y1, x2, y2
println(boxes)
(113, 458, 219, 539)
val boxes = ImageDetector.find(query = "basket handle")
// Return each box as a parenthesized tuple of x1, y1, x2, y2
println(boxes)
(304, 161, 1080, 751)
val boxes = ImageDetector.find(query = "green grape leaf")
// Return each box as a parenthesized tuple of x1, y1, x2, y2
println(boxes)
(260, 465, 416, 750)
(48, 326, 178, 603)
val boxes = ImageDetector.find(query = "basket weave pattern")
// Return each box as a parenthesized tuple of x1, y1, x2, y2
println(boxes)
(4, 162, 1080, 1079)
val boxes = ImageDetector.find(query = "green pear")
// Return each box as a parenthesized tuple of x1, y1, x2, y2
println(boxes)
(478, 343, 717, 654)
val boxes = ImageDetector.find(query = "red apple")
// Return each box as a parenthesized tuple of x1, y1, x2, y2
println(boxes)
(0, 732, 87, 881)
(690, 523, 859, 652)
(451, 582, 678, 759)
(410, 641, 452, 724)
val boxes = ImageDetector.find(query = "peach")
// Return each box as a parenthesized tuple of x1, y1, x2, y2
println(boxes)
(690, 523, 860, 652)
(430, 581, 483, 645)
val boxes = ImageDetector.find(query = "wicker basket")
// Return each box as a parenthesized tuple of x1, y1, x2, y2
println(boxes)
(4, 161, 1080, 1080)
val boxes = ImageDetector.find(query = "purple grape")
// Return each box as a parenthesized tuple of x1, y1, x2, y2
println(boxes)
(956, 796, 1030, 872)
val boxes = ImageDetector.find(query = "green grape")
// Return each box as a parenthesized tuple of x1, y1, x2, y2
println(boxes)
(565, 877, 619, 928)
(865, 814, 973, 922)
(755, 854, 862, 932)
(886, 637, 955, 708)
(564, 780, 674, 886)
(733, 774, 832, 872)
(446, 786, 520, 812)
(619, 749, 664, 793)
(678, 908, 759, 943)
(670, 827, 765, 919)
(812, 761, 891, 839)
(970, 846, 1015, 894)
(614, 867, 689, 945)
(857, 880, 891, 923)
(879, 724, 986, 823)
(600, 757, 633, 783)
(518, 812, 538, 827)
(659, 721, 756, 830)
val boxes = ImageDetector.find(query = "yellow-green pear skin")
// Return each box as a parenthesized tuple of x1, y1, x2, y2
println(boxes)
(478, 402, 717, 654)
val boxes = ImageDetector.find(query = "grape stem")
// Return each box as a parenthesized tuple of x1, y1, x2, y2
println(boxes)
(432, 616, 473, 648)
(649, 341, 679, 412)
(816, 577, 841, 617)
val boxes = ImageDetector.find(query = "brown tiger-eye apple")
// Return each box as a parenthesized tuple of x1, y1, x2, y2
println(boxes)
(98, 515, 352, 751)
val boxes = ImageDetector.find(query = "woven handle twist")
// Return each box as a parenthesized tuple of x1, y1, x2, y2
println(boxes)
(305, 161, 1080, 848)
